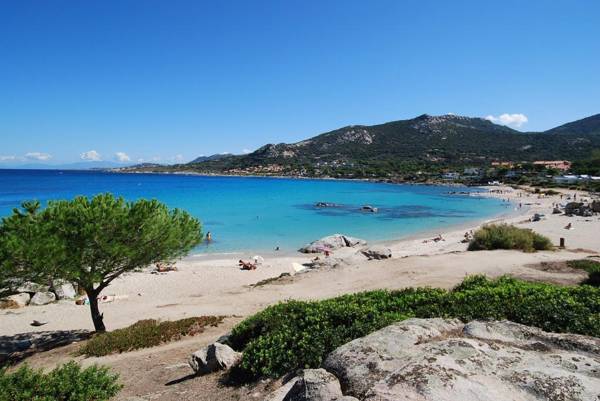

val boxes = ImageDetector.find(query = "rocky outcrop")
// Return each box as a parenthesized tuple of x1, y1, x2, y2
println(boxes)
(299, 235, 366, 253)
(360, 246, 392, 260)
(268, 369, 358, 401)
(323, 318, 600, 401)
(51, 280, 77, 299)
(189, 343, 242, 375)
(17, 282, 50, 294)
(0, 293, 31, 309)
(29, 291, 56, 306)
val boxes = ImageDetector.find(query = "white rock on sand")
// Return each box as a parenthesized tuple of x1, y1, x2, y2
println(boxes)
(322, 318, 600, 401)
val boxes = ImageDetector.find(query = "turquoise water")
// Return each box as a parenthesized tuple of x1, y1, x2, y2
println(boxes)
(0, 170, 511, 253)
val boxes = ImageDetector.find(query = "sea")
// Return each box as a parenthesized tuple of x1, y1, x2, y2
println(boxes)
(0, 169, 512, 253)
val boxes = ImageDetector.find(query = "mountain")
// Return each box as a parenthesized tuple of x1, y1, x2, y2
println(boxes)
(544, 113, 600, 136)
(196, 113, 599, 165)
(189, 153, 234, 163)
(125, 113, 600, 177)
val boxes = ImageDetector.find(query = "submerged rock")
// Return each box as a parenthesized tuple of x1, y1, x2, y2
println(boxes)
(299, 234, 366, 253)
(189, 342, 242, 375)
(323, 318, 600, 400)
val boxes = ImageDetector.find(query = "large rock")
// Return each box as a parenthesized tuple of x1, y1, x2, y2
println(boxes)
(51, 280, 77, 300)
(29, 291, 56, 306)
(323, 318, 600, 401)
(17, 282, 50, 294)
(0, 293, 31, 309)
(361, 245, 392, 260)
(189, 342, 242, 375)
(299, 234, 366, 253)
(267, 369, 358, 401)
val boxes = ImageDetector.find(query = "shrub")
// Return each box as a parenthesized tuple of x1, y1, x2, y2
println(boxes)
(0, 362, 121, 401)
(80, 316, 224, 357)
(468, 224, 553, 252)
(567, 259, 600, 286)
(230, 276, 600, 377)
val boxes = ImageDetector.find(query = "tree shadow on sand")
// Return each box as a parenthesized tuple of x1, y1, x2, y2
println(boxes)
(0, 330, 90, 366)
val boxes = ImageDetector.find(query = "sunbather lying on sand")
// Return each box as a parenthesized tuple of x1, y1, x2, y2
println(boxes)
(239, 259, 257, 270)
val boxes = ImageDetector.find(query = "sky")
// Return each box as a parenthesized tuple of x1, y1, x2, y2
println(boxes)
(1, 0, 599, 165)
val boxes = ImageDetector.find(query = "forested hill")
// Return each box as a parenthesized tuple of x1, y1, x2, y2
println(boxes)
(120, 113, 600, 175)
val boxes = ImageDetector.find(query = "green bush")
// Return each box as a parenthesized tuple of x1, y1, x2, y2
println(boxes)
(80, 316, 223, 357)
(229, 276, 600, 377)
(0, 362, 121, 401)
(568, 259, 600, 286)
(467, 224, 553, 252)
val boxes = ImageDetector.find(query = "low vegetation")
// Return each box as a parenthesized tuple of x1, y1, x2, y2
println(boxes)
(568, 259, 600, 286)
(228, 276, 600, 377)
(0, 362, 121, 401)
(467, 224, 553, 252)
(79, 316, 224, 357)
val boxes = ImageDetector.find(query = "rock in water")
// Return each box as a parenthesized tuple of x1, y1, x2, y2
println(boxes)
(0, 293, 31, 309)
(29, 291, 56, 306)
(361, 246, 392, 260)
(189, 343, 242, 375)
(51, 280, 77, 299)
(299, 234, 366, 253)
(323, 318, 600, 400)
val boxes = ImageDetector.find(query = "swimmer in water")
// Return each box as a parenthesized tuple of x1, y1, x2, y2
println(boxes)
(206, 232, 212, 242)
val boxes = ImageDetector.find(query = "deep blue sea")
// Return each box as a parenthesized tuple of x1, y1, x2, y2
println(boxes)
(0, 170, 511, 253)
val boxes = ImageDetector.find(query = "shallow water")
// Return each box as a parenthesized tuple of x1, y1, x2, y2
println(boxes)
(0, 170, 511, 252)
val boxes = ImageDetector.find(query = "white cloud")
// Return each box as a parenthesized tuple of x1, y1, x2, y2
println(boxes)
(80, 150, 102, 161)
(172, 154, 184, 163)
(0, 155, 17, 162)
(25, 152, 52, 161)
(241, 148, 252, 154)
(115, 152, 130, 162)
(485, 113, 528, 128)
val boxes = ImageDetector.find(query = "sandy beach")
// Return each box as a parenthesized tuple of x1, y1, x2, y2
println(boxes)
(1, 185, 598, 337)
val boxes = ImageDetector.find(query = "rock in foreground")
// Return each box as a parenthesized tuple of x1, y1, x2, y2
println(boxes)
(299, 234, 366, 253)
(323, 318, 600, 401)
(189, 342, 242, 375)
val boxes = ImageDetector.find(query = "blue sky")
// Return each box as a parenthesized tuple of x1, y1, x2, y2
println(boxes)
(1, 0, 599, 165)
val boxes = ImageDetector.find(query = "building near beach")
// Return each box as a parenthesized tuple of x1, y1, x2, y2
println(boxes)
(533, 160, 571, 171)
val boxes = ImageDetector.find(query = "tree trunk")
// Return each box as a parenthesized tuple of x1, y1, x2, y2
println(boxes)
(87, 289, 106, 332)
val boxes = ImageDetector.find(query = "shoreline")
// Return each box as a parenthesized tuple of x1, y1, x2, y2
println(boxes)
(1, 184, 598, 337)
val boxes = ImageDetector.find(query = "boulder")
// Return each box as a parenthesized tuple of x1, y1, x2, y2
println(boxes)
(592, 201, 600, 213)
(0, 293, 31, 309)
(189, 342, 242, 375)
(299, 234, 366, 253)
(29, 291, 56, 306)
(51, 280, 77, 300)
(17, 282, 50, 294)
(361, 246, 392, 260)
(280, 369, 358, 401)
(323, 318, 600, 401)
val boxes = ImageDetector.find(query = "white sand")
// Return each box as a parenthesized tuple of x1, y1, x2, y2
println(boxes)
(1, 185, 599, 336)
